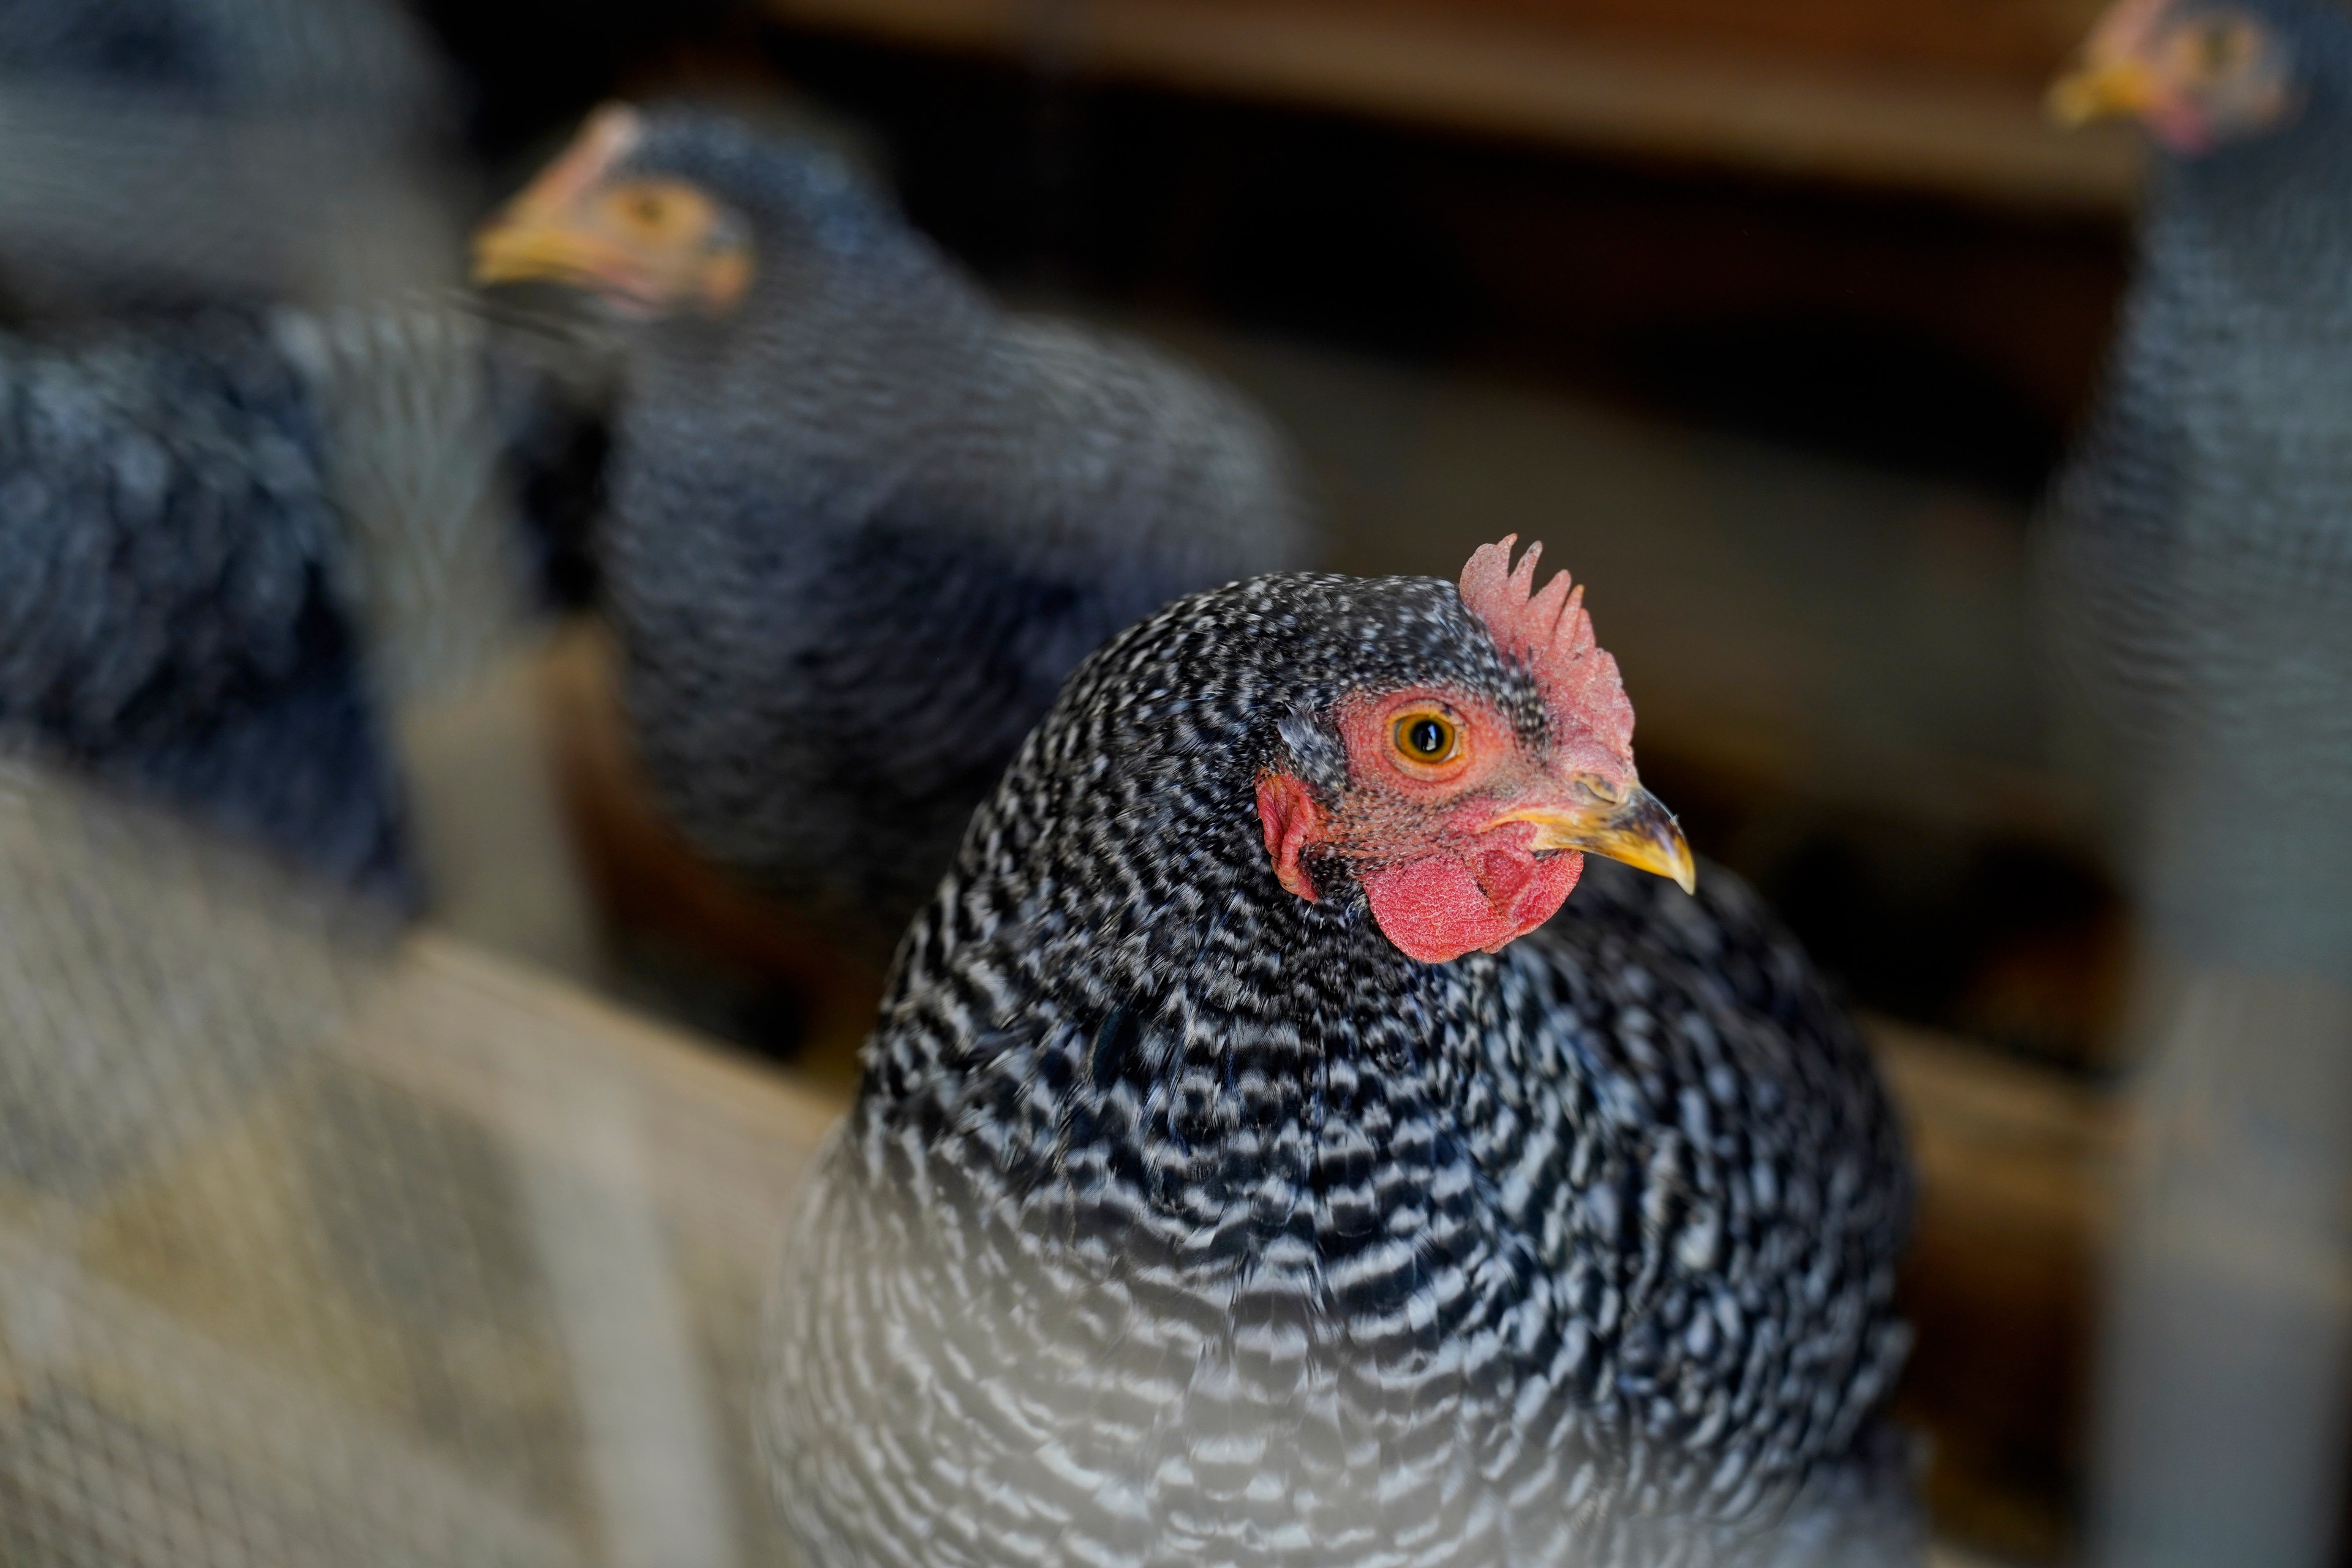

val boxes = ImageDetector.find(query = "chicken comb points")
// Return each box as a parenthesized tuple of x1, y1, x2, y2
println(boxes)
(521, 104, 643, 217)
(1459, 535, 1635, 766)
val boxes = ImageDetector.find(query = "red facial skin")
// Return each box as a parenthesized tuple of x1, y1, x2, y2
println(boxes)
(1256, 687, 1597, 965)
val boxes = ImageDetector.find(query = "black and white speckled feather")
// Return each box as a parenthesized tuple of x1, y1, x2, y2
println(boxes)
(593, 108, 1317, 946)
(763, 571, 1916, 1566)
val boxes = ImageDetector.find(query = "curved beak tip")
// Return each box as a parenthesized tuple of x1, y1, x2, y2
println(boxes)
(2046, 62, 2153, 127)
(1645, 812, 1698, 897)
(1509, 782, 1697, 895)
(2047, 73, 2098, 126)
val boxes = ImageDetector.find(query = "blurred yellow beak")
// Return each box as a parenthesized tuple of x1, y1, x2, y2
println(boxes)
(473, 104, 644, 292)
(471, 219, 629, 292)
(2048, 58, 2163, 126)
(1493, 781, 1697, 895)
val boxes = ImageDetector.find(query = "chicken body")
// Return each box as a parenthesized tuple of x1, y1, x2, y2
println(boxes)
(0, 0, 429, 115)
(2043, 7, 2352, 1561)
(0, 292, 586, 900)
(2042, 0, 2352, 965)
(513, 109, 1316, 946)
(0, 309, 417, 897)
(764, 569, 1915, 1566)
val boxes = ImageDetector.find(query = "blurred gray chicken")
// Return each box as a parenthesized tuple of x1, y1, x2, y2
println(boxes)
(473, 104, 1317, 949)
(2043, 0, 2352, 965)
(2047, 5, 2352, 1562)
(0, 0, 601, 902)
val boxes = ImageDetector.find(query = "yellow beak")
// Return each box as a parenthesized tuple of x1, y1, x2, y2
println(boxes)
(473, 104, 645, 292)
(1493, 780, 1697, 895)
(2048, 58, 2163, 126)
(472, 212, 644, 290)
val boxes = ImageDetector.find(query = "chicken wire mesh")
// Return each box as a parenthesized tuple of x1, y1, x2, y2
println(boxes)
(0, 753, 834, 1568)
(0, 2, 813, 1558)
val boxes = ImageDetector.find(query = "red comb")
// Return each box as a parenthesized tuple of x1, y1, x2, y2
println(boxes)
(1458, 535, 1635, 769)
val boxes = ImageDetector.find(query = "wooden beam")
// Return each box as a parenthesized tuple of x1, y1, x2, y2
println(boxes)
(764, 0, 2144, 209)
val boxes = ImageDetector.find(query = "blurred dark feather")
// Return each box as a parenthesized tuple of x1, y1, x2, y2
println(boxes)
(0, 0, 454, 315)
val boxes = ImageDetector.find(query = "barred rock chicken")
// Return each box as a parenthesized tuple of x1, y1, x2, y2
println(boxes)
(763, 540, 1917, 1566)
(0, 0, 576, 902)
(2044, 0, 2352, 965)
(474, 105, 1316, 948)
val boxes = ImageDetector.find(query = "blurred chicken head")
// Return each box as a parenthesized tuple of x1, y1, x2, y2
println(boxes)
(474, 105, 754, 318)
(2050, 0, 2302, 151)
(1257, 537, 1692, 965)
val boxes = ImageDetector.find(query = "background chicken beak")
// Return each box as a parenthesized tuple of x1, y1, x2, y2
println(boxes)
(471, 220, 620, 290)
(1502, 783, 1698, 894)
(473, 104, 643, 291)
(2048, 59, 2162, 126)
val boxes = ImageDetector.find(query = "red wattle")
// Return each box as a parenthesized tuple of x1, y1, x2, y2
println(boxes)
(1360, 848, 1583, 964)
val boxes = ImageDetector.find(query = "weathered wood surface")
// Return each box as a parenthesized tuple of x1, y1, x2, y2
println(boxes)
(763, 0, 2143, 208)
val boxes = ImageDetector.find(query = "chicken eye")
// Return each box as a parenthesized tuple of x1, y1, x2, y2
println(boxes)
(633, 193, 668, 225)
(1393, 712, 1458, 764)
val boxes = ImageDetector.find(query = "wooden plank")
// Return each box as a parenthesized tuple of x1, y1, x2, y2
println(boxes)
(764, 0, 2144, 209)
(344, 930, 848, 1259)
(1876, 1017, 2115, 1558)
(1879, 1015, 2117, 1234)
(1338, 0, 2109, 87)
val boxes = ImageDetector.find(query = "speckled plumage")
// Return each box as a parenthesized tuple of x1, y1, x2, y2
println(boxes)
(763, 571, 1917, 1566)
(0, 292, 582, 900)
(0, 309, 411, 897)
(594, 109, 1316, 946)
(2040, 0, 2352, 966)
